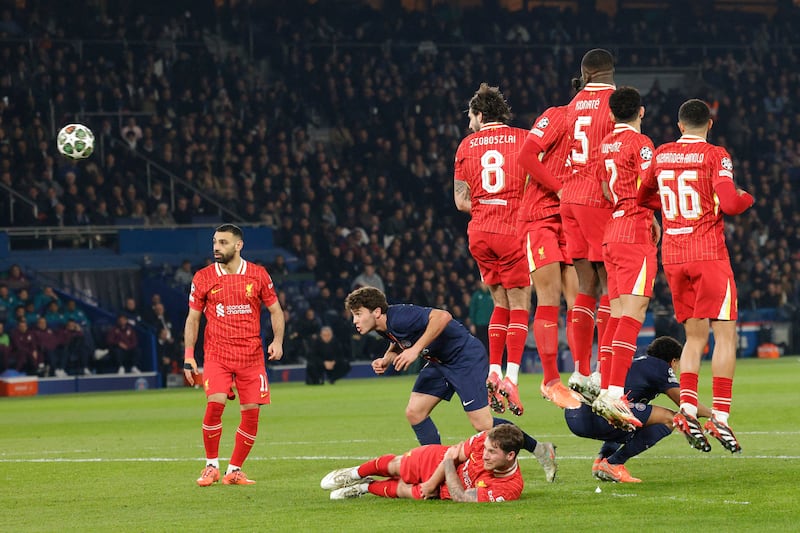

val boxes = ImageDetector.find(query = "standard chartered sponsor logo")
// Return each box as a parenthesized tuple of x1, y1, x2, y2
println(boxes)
(226, 304, 252, 315)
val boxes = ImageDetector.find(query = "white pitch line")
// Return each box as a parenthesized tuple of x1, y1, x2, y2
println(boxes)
(1, 454, 799, 463)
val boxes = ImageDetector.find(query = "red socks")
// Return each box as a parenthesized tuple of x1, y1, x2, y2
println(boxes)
(357, 454, 395, 478)
(229, 407, 259, 468)
(533, 305, 560, 384)
(595, 295, 611, 350)
(712, 376, 733, 416)
(571, 293, 597, 376)
(202, 401, 225, 460)
(505, 309, 529, 366)
(598, 316, 619, 388)
(368, 480, 399, 498)
(487, 307, 510, 367)
(608, 316, 643, 388)
(679, 372, 699, 410)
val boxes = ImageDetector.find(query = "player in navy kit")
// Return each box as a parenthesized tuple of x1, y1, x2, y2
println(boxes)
(344, 287, 559, 482)
(564, 336, 711, 482)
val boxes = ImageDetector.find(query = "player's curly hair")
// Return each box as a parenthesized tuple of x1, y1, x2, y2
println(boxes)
(468, 83, 512, 124)
(646, 336, 683, 364)
(487, 424, 525, 456)
(609, 86, 641, 122)
(344, 286, 388, 314)
(678, 99, 711, 128)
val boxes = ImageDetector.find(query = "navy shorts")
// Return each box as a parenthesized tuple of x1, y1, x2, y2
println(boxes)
(412, 337, 489, 412)
(564, 403, 652, 443)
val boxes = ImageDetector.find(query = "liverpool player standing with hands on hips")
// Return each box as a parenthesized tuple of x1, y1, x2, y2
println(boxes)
(454, 83, 557, 416)
(638, 99, 753, 454)
(184, 224, 285, 486)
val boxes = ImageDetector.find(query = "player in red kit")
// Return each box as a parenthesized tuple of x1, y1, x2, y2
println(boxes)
(562, 49, 616, 398)
(517, 105, 584, 410)
(638, 99, 753, 453)
(184, 224, 286, 485)
(454, 83, 544, 416)
(591, 87, 657, 430)
(321, 424, 524, 502)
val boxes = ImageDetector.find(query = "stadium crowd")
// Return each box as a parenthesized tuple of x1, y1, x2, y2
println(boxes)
(0, 1, 799, 373)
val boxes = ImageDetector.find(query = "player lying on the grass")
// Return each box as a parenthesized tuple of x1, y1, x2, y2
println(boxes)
(564, 336, 712, 483)
(344, 287, 557, 482)
(321, 424, 524, 502)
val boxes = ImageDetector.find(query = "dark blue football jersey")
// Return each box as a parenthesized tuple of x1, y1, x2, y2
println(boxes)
(624, 354, 679, 404)
(379, 304, 471, 364)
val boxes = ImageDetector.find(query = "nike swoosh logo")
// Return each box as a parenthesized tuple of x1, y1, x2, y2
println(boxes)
(544, 323, 557, 328)
(208, 432, 220, 439)
(211, 288, 223, 294)
(462, 399, 475, 406)
(260, 393, 268, 398)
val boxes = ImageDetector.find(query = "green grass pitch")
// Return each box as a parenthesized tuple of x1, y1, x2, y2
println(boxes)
(1, 357, 799, 532)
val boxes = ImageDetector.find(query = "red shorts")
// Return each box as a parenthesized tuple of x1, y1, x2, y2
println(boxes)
(560, 203, 612, 263)
(400, 444, 449, 499)
(521, 215, 569, 272)
(468, 230, 530, 288)
(203, 358, 271, 405)
(664, 260, 738, 323)
(603, 241, 658, 300)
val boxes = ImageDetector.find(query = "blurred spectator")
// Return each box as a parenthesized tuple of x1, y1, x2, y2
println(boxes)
(32, 316, 62, 376)
(3, 265, 29, 290)
(105, 314, 142, 374)
(305, 326, 351, 385)
(156, 326, 181, 387)
(468, 282, 493, 352)
(0, 322, 10, 373)
(122, 297, 144, 326)
(10, 320, 41, 376)
(0, 284, 18, 321)
(173, 259, 194, 289)
(351, 258, 385, 293)
(54, 318, 92, 376)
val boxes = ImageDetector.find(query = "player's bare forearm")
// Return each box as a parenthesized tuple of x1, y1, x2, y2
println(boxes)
(414, 309, 451, 352)
(267, 301, 285, 345)
(453, 180, 471, 213)
(183, 309, 201, 351)
(421, 461, 446, 499)
(443, 459, 477, 502)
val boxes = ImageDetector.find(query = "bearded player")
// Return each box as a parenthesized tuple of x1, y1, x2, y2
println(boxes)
(184, 224, 285, 486)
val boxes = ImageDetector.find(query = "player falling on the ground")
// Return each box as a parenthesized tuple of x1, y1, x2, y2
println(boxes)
(184, 224, 285, 486)
(321, 424, 525, 502)
(517, 104, 584, 410)
(561, 49, 617, 399)
(565, 336, 712, 482)
(344, 286, 558, 482)
(590, 86, 659, 430)
(638, 99, 753, 453)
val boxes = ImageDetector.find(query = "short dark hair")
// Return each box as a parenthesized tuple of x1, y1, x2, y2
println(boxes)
(344, 287, 388, 314)
(215, 224, 243, 240)
(609, 86, 641, 122)
(678, 99, 711, 128)
(581, 48, 614, 74)
(646, 336, 683, 364)
(486, 424, 524, 456)
(468, 83, 512, 124)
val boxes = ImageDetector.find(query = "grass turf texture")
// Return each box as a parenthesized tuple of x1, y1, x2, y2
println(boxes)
(1, 356, 798, 532)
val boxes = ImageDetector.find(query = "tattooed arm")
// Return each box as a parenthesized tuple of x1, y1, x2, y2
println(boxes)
(454, 179, 471, 213)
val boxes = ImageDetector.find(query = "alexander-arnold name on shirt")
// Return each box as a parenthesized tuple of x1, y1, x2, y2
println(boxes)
(656, 152, 705, 164)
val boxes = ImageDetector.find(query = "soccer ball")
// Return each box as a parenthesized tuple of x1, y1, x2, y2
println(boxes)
(57, 123, 94, 160)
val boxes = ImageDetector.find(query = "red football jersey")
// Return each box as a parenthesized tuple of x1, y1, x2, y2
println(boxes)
(454, 123, 528, 235)
(519, 105, 570, 222)
(599, 124, 656, 244)
(645, 135, 736, 264)
(440, 431, 524, 503)
(189, 259, 278, 365)
(563, 83, 615, 207)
